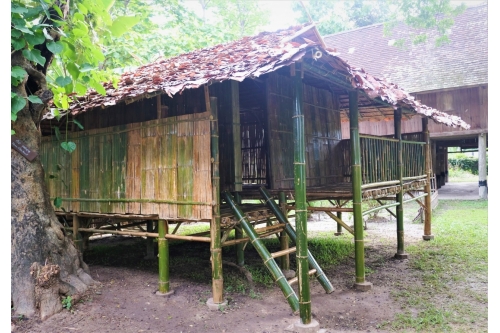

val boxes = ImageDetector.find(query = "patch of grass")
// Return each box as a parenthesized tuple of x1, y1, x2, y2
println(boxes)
(307, 234, 354, 267)
(448, 168, 478, 182)
(385, 200, 488, 332)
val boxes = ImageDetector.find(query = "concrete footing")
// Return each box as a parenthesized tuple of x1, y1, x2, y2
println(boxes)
(155, 290, 175, 297)
(394, 253, 409, 260)
(334, 232, 343, 236)
(206, 298, 228, 311)
(422, 234, 434, 241)
(285, 319, 326, 333)
(354, 281, 372, 291)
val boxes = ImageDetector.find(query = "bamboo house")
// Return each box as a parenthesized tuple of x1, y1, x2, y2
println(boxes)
(40, 24, 470, 322)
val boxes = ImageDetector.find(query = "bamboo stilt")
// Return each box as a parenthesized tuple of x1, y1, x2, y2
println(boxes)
(208, 92, 224, 303)
(146, 220, 155, 259)
(72, 215, 82, 252)
(422, 118, 434, 240)
(394, 109, 408, 259)
(157, 219, 170, 293)
(279, 191, 290, 271)
(349, 91, 372, 290)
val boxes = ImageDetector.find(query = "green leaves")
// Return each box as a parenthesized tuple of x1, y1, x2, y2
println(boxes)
(61, 141, 76, 153)
(11, 66, 27, 86)
(55, 76, 72, 87)
(46, 41, 64, 54)
(22, 48, 46, 66)
(11, 93, 26, 121)
(27, 95, 43, 104)
(110, 16, 141, 37)
(53, 197, 63, 208)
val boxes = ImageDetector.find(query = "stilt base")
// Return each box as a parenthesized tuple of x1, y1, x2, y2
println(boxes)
(285, 319, 325, 333)
(155, 290, 175, 297)
(394, 253, 409, 260)
(206, 298, 228, 311)
(334, 232, 343, 236)
(422, 235, 434, 241)
(354, 281, 372, 291)
(282, 269, 296, 279)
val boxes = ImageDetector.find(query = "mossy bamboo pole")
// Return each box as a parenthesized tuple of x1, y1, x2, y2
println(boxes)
(157, 219, 170, 293)
(349, 91, 371, 290)
(234, 192, 245, 266)
(223, 191, 300, 312)
(72, 215, 82, 252)
(279, 191, 290, 271)
(292, 65, 312, 324)
(208, 92, 224, 304)
(394, 109, 408, 259)
(422, 118, 434, 241)
(259, 187, 334, 294)
(146, 220, 154, 259)
(335, 200, 343, 235)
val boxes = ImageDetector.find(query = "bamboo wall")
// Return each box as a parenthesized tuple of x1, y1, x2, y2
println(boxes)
(41, 112, 212, 221)
(266, 73, 342, 189)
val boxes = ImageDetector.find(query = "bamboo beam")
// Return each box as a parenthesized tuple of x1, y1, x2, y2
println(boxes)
(287, 206, 353, 212)
(376, 199, 397, 218)
(349, 90, 372, 291)
(224, 191, 299, 312)
(422, 118, 434, 241)
(394, 108, 408, 259)
(208, 91, 225, 305)
(293, 64, 311, 324)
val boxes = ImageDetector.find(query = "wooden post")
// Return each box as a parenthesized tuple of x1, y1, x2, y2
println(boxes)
(394, 109, 408, 259)
(145, 220, 155, 260)
(157, 219, 172, 295)
(230, 81, 243, 192)
(478, 133, 488, 199)
(422, 118, 434, 240)
(292, 63, 312, 324)
(234, 192, 245, 266)
(278, 191, 290, 272)
(208, 92, 225, 307)
(334, 200, 343, 236)
(349, 91, 372, 291)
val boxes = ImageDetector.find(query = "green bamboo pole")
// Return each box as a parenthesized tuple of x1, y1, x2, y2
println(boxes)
(278, 191, 290, 271)
(209, 93, 224, 304)
(157, 219, 170, 294)
(349, 91, 372, 291)
(72, 215, 82, 252)
(292, 65, 312, 324)
(223, 192, 300, 312)
(234, 192, 245, 266)
(394, 109, 408, 259)
(422, 118, 434, 240)
(259, 187, 334, 293)
(145, 220, 154, 259)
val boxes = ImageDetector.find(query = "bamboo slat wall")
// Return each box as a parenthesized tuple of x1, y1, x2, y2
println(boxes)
(334, 135, 425, 184)
(41, 113, 212, 220)
(267, 73, 342, 189)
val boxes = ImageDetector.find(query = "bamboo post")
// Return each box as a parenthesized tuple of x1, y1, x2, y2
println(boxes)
(292, 64, 312, 324)
(335, 200, 343, 236)
(145, 220, 155, 260)
(278, 191, 291, 272)
(349, 91, 372, 291)
(224, 192, 300, 312)
(234, 192, 245, 266)
(207, 92, 226, 308)
(422, 118, 434, 240)
(394, 109, 408, 259)
(157, 219, 173, 295)
(72, 215, 82, 252)
(478, 133, 487, 199)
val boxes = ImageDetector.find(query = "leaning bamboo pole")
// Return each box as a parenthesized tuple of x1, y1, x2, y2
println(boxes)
(259, 187, 334, 294)
(422, 118, 434, 240)
(223, 191, 300, 312)
(394, 109, 408, 259)
(234, 192, 245, 266)
(349, 91, 371, 290)
(292, 65, 312, 324)
(208, 91, 224, 303)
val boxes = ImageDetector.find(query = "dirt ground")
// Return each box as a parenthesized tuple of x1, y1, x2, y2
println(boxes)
(11, 205, 470, 333)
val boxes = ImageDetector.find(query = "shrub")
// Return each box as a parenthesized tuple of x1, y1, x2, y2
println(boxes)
(448, 154, 487, 175)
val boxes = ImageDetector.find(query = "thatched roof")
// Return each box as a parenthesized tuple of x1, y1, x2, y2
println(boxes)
(61, 23, 470, 129)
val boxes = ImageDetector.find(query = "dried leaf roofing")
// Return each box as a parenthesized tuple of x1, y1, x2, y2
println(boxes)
(64, 24, 469, 129)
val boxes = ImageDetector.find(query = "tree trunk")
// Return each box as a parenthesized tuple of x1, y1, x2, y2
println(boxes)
(11, 51, 94, 320)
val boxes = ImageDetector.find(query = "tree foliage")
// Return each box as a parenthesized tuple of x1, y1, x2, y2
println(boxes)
(292, 0, 466, 46)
